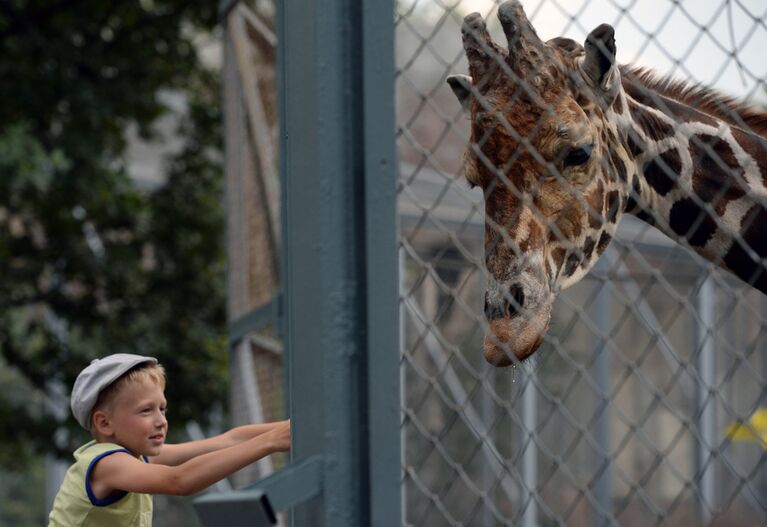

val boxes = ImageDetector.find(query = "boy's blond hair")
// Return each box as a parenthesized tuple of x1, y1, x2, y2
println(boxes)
(90, 363, 166, 424)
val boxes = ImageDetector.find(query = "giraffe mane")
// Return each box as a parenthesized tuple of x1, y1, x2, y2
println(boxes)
(621, 65, 767, 139)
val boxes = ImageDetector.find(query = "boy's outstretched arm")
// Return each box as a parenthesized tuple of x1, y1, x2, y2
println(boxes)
(90, 420, 291, 498)
(152, 419, 290, 466)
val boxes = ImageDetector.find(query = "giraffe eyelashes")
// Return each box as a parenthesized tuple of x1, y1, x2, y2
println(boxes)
(562, 143, 594, 168)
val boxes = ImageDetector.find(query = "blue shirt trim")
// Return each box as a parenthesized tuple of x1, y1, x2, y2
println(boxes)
(84, 449, 132, 506)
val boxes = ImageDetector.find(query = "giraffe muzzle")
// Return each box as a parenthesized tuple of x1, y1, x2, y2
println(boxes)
(483, 310, 551, 366)
(482, 279, 553, 366)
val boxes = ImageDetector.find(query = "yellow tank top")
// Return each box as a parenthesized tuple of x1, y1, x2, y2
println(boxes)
(48, 440, 153, 527)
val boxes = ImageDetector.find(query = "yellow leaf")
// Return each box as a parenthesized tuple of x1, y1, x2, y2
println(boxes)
(725, 408, 767, 448)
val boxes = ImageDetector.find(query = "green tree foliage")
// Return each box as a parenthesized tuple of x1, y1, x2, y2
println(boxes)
(0, 0, 227, 467)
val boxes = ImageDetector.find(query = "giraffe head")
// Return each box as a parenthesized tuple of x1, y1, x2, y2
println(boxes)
(448, 1, 628, 366)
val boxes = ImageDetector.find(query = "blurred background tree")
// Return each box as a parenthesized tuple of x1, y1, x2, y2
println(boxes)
(0, 1, 226, 523)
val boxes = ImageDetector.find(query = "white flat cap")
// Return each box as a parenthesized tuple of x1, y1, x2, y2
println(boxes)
(70, 353, 158, 430)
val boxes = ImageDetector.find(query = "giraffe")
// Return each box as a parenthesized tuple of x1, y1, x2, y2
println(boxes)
(447, 1, 767, 367)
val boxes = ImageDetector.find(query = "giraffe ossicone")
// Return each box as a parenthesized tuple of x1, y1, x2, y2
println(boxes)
(448, 0, 767, 367)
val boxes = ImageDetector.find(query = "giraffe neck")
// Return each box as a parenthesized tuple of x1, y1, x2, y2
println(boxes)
(610, 83, 767, 293)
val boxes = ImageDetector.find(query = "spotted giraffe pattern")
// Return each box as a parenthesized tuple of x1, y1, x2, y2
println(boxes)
(448, 1, 767, 365)
(612, 70, 767, 292)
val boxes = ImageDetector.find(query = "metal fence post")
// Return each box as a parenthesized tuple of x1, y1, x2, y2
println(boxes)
(696, 274, 717, 524)
(481, 361, 496, 527)
(593, 267, 613, 527)
(520, 368, 538, 527)
(399, 248, 408, 527)
(363, 3, 401, 525)
(279, 0, 399, 525)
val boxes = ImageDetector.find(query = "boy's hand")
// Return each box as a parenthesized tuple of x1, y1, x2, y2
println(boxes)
(265, 419, 291, 452)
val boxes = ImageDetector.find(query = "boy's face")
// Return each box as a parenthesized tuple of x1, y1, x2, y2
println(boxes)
(105, 378, 168, 457)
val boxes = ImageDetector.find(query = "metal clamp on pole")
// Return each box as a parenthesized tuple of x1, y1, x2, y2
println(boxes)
(194, 456, 323, 526)
(194, 488, 276, 526)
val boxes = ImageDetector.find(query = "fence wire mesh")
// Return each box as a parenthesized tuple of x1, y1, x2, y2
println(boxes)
(396, 1, 767, 526)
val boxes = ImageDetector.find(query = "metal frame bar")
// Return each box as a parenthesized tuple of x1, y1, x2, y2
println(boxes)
(520, 368, 538, 527)
(362, 1, 400, 523)
(196, 488, 277, 526)
(695, 275, 717, 523)
(234, 338, 274, 478)
(280, 0, 399, 524)
(225, 455, 324, 511)
(592, 264, 613, 527)
(229, 7, 281, 257)
(229, 295, 281, 344)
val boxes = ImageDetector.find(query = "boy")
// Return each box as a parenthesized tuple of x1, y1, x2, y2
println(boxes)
(48, 353, 290, 526)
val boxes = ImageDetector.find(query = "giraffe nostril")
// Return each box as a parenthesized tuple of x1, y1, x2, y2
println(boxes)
(485, 286, 526, 321)
(484, 294, 505, 321)
(506, 284, 525, 317)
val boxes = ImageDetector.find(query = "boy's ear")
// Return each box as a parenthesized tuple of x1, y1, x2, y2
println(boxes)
(92, 410, 114, 437)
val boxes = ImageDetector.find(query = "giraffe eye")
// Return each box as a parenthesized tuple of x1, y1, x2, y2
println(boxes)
(563, 144, 594, 167)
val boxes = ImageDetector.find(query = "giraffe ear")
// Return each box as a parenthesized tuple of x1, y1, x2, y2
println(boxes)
(581, 24, 617, 91)
(447, 74, 474, 111)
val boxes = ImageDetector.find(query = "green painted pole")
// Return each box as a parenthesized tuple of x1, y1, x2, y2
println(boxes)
(278, 0, 399, 525)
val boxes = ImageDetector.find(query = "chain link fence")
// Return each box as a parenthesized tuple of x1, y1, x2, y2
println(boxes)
(396, 1, 767, 525)
(221, 0, 767, 523)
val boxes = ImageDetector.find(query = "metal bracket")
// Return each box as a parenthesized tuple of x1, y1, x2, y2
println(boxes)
(228, 293, 282, 345)
(195, 488, 276, 527)
(194, 456, 323, 526)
